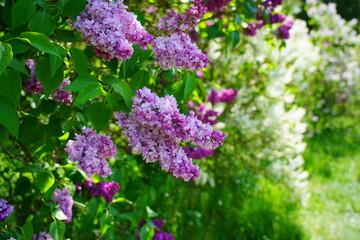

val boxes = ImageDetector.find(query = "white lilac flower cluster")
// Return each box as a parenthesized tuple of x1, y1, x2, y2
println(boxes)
(115, 87, 225, 181)
(73, 0, 154, 61)
(65, 127, 117, 178)
(53, 189, 74, 223)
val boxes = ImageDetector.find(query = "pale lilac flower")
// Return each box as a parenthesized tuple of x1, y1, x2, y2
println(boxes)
(115, 87, 225, 181)
(0, 199, 14, 221)
(24, 59, 43, 95)
(65, 128, 117, 178)
(73, 0, 153, 61)
(152, 33, 210, 71)
(51, 78, 73, 105)
(157, 7, 203, 34)
(32, 232, 53, 240)
(53, 189, 74, 223)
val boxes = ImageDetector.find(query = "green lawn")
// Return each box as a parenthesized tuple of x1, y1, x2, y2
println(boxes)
(300, 130, 360, 240)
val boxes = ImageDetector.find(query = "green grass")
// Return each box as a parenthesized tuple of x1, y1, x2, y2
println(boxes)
(300, 130, 360, 240)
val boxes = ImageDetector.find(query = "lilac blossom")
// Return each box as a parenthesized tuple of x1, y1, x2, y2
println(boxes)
(83, 180, 121, 203)
(24, 59, 44, 95)
(158, 7, 203, 34)
(263, 0, 284, 8)
(51, 78, 73, 105)
(277, 21, 294, 39)
(32, 232, 53, 240)
(195, 104, 219, 125)
(183, 146, 214, 159)
(65, 127, 117, 178)
(207, 89, 238, 105)
(115, 87, 225, 181)
(73, 0, 153, 61)
(152, 33, 210, 71)
(0, 199, 14, 222)
(199, 0, 232, 13)
(53, 189, 74, 223)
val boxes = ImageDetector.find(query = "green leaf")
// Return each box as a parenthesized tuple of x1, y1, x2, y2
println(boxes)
(0, 42, 12, 75)
(231, 31, 240, 48)
(0, 103, 19, 137)
(50, 45, 67, 76)
(196, 78, 207, 98)
(69, 48, 88, 74)
(235, 14, 242, 25)
(74, 83, 102, 105)
(56, 30, 81, 42)
(64, 74, 98, 92)
(15, 163, 43, 173)
(140, 225, 155, 240)
(12, 0, 36, 29)
(36, 56, 64, 97)
(18, 32, 59, 56)
(207, 25, 222, 39)
(60, 0, 86, 17)
(29, 11, 56, 36)
(107, 93, 129, 113)
(0, 69, 21, 107)
(130, 70, 150, 93)
(184, 75, 197, 99)
(9, 58, 29, 76)
(35, 172, 55, 193)
(7, 39, 29, 54)
(112, 81, 133, 109)
(102, 75, 120, 85)
(90, 102, 112, 132)
(50, 220, 66, 240)
(21, 222, 34, 240)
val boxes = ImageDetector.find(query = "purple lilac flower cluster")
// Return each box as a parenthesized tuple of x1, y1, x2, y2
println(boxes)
(65, 127, 117, 178)
(79, 179, 120, 203)
(0, 199, 14, 221)
(207, 89, 238, 105)
(73, 0, 153, 61)
(194, 104, 220, 125)
(157, 7, 204, 34)
(136, 219, 174, 240)
(153, 0, 210, 71)
(24, 59, 44, 95)
(244, 0, 293, 39)
(53, 189, 74, 223)
(152, 33, 210, 71)
(183, 146, 214, 159)
(115, 87, 225, 181)
(196, 0, 232, 13)
(32, 232, 53, 240)
(51, 79, 73, 106)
